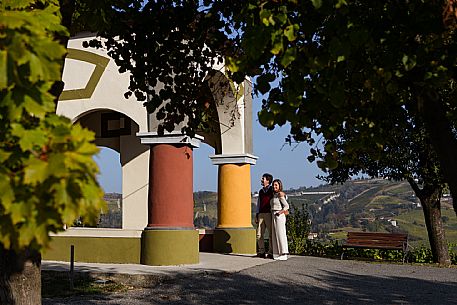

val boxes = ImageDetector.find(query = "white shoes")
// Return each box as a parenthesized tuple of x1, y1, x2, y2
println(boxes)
(273, 254, 288, 261)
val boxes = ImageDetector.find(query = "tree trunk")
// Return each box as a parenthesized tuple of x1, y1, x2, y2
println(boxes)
(418, 93, 457, 215)
(409, 180, 451, 266)
(0, 248, 41, 305)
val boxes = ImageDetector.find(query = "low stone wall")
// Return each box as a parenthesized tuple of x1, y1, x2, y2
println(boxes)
(43, 228, 142, 264)
(43, 228, 217, 264)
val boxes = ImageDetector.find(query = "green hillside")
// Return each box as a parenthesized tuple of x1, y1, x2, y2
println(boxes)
(193, 179, 457, 246)
(193, 191, 218, 228)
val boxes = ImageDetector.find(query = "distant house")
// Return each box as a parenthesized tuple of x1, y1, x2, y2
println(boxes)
(308, 233, 318, 240)
(388, 219, 397, 227)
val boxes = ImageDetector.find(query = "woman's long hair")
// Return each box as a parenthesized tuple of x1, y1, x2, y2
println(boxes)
(272, 179, 283, 192)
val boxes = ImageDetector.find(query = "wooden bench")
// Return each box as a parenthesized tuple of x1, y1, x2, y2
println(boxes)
(341, 232, 409, 262)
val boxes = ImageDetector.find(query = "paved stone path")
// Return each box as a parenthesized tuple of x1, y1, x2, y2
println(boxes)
(43, 256, 457, 305)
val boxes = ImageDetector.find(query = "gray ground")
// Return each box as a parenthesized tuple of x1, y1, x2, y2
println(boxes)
(43, 256, 457, 305)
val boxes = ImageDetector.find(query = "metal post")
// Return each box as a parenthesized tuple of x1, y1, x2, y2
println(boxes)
(69, 245, 74, 290)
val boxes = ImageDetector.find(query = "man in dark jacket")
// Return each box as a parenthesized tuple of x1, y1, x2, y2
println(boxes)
(255, 173, 274, 258)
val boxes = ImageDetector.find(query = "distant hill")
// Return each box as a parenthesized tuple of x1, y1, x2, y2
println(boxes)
(193, 179, 457, 245)
(193, 191, 218, 229)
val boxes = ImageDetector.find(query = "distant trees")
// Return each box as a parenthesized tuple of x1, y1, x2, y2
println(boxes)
(194, 215, 216, 229)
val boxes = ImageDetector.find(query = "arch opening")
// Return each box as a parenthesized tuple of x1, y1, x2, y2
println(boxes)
(193, 143, 218, 230)
(74, 109, 150, 230)
(94, 147, 122, 228)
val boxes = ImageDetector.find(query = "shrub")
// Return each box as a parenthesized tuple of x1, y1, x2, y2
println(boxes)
(286, 203, 311, 254)
(286, 230, 457, 264)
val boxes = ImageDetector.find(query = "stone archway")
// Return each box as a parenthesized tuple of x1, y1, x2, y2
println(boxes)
(44, 35, 150, 264)
(46, 33, 257, 265)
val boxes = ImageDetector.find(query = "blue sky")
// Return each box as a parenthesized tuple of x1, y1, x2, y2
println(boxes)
(95, 97, 325, 193)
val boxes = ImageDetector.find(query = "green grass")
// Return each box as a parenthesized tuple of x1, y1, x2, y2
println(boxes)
(328, 231, 349, 239)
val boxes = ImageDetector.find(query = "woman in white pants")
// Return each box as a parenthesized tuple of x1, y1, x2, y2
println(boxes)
(270, 179, 289, 261)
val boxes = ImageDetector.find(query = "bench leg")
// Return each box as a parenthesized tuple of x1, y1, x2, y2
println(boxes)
(341, 251, 345, 260)
(402, 251, 408, 264)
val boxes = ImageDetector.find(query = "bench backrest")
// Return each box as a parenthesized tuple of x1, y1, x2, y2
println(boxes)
(346, 232, 408, 250)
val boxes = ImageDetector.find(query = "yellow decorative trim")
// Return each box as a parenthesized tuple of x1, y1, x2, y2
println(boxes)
(59, 48, 110, 101)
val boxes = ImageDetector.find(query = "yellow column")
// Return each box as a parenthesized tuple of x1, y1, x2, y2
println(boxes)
(210, 154, 258, 254)
(218, 164, 252, 228)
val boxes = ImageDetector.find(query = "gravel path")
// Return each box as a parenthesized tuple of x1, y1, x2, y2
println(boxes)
(43, 256, 457, 305)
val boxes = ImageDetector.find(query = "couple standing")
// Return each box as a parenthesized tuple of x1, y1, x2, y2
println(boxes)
(255, 173, 289, 261)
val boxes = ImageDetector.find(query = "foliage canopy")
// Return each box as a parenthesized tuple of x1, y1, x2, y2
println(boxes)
(0, 0, 105, 252)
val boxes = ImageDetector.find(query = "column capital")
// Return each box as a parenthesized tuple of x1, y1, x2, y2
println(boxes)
(137, 131, 203, 148)
(209, 153, 258, 165)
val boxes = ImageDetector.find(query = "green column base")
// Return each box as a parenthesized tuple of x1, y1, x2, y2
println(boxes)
(213, 227, 256, 254)
(141, 229, 199, 266)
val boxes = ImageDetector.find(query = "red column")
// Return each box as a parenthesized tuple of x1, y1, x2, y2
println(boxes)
(147, 143, 194, 228)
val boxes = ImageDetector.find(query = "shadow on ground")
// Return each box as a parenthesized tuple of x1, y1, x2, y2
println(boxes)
(43, 257, 457, 305)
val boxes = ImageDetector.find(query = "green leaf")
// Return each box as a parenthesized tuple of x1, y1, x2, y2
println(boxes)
(386, 82, 398, 94)
(258, 110, 275, 128)
(244, 26, 269, 60)
(0, 50, 7, 88)
(284, 25, 297, 42)
(335, 0, 348, 9)
(0, 175, 14, 211)
(18, 223, 36, 248)
(271, 38, 284, 55)
(256, 75, 271, 94)
(225, 56, 241, 73)
(3, 0, 32, 9)
(326, 158, 338, 170)
(402, 54, 416, 71)
(276, 12, 288, 26)
(260, 9, 274, 26)
(0, 150, 12, 163)
(52, 181, 69, 205)
(311, 0, 322, 9)
(47, 154, 67, 178)
(34, 224, 48, 246)
(1, 14, 26, 30)
(10, 203, 28, 224)
(280, 48, 297, 67)
(1, 0, 104, 252)
(23, 94, 48, 118)
(12, 124, 47, 151)
(0, 234, 11, 250)
(28, 53, 45, 82)
(24, 158, 48, 185)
